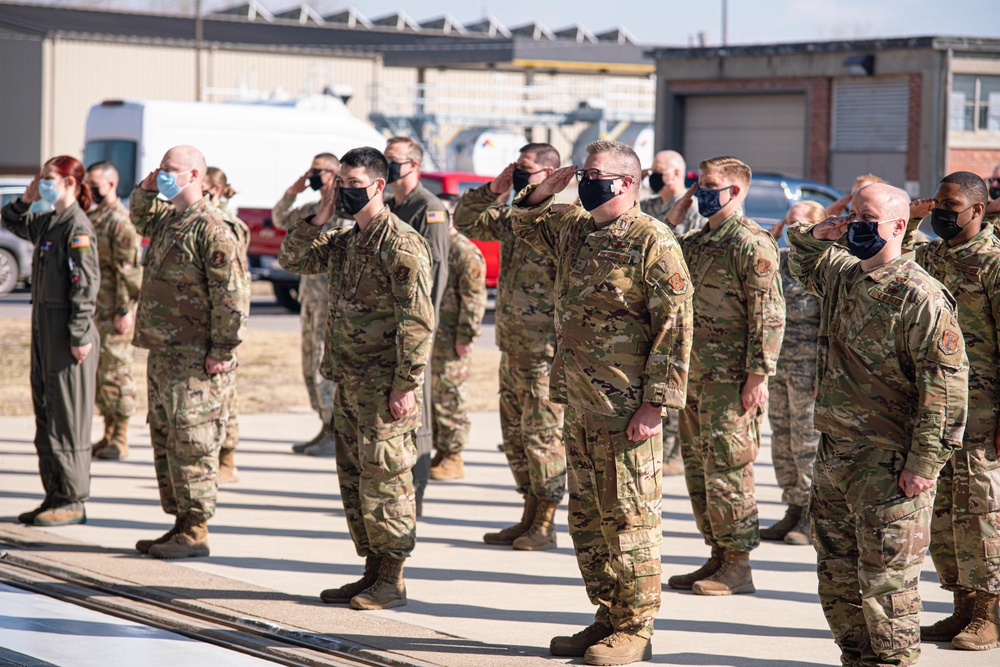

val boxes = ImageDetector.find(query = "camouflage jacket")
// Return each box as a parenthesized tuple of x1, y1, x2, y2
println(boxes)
(272, 192, 351, 307)
(438, 230, 487, 346)
(277, 206, 434, 400)
(788, 224, 969, 479)
(777, 248, 820, 378)
(915, 226, 1000, 447)
(388, 183, 450, 318)
(2, 199, 100, 346)
(678, 210, 785, 384)
(512, 191, 693, 418)
(87, 200, 141, 321)
(454, 183, 557, 359)
(130, 188, 249, 362)
(902, 216, 932, 252)
(640, 192, 707, 236)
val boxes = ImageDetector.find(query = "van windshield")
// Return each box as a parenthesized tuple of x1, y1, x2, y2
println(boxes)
(84, 140, 137, 199)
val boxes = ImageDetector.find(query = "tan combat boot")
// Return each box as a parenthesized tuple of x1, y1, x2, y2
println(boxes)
(484, 496, 537, 545)
(349, 556, 407, 610)
(666, 546, 725, 590)
(692, 549, 755, 596)
(148, 516, 210, 559)
(583, 631, 652, 666)
(136, 516, 182, 554)
(760, 504, 803, 541)
(95, 418, 129, 460)
(922, 590, 976, 641)
(34, 506, 86, 526)
(320, 556, 381, 604)
(550, 619, 614, 657)
(952, 591, 1000, 651)
(218, 447, 239, 485)
(513, 498, 558, 551)
(429, 452, 464, 481)
(784, 512, 812, 545)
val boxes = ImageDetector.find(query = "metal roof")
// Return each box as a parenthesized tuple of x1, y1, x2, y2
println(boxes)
(648, 35, 1000, 60)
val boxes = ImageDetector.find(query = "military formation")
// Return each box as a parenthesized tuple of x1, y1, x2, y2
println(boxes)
(5, 140, 1000, 666)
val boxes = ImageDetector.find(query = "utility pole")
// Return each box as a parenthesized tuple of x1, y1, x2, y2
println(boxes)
(721, 0, 728, 46)
(195, 0, 204, 101)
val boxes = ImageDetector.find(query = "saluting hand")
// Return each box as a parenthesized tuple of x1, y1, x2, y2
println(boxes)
(812, 215, 850, 241)
(140, 169, 159, 192)
(22, 176, 40, 203)
(313, 179, 339, 226)
(667, 184, 697, 228)
(825, 193, 851, 217)
(909, 198, 934, 220)
(289, 173, 309, 197)
(490, 163, 515, 195)
(521, 165, 577, 206)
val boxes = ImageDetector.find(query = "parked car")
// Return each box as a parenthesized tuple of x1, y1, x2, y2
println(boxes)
(0, 179, 36, 293)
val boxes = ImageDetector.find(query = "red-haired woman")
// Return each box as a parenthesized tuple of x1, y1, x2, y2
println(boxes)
(1, 155, 101, 526)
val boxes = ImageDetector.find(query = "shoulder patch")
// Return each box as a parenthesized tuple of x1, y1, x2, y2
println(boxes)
(210, 250, 228, 268)
(70, 234, 91, 249)
(426, 210, 446, 224)
(667, 273, 687, 294)
(395, 266, 411, 283)
(468, 263, 484, 281)
(754, 258, 772, 276)
(938, 329, 961, 355)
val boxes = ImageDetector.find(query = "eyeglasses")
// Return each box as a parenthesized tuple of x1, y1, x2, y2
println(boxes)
(308, 168, 332, 176)
(575, 169, 629, 183)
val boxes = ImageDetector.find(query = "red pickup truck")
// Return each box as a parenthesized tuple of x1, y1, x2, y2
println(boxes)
(244, 171, 500, 312)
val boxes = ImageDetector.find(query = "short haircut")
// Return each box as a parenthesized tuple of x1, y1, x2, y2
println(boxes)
(386, 136, 424, 164)
(341, 147, 388, 181)
(520, 142, 560, 169)
(791, 200, 827, 224)
(586, 140, 641, 184)
(853, 173, 885, 188)
(86, 160, 119, 181)
(941, 171, 989, 206)
(699, 156, 752, 188)
(313, 152, 340, 168)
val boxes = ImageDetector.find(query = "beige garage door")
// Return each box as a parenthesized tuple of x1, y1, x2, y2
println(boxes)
(683, 93, 807, 178)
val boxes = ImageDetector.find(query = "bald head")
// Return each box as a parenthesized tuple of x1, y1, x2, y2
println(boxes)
(854, 183, 910, 222)
(652, 150, 685, 174)
(162, 145, 207, 186)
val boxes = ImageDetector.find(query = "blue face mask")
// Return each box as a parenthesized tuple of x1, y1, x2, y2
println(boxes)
(845, 219, 895, 260)
(695, 185, 733, 218)
(157, 169, 191, 200)
(37, 178, 61, 205)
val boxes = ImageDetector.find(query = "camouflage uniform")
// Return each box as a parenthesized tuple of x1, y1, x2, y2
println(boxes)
(513, 190, 694, 639)
(915, 227, 1000, 596)
(768, 248, 821, 508)
(789, 224, 969, 666)
(431, 231, 487, 455)
(902, 217, 932, 252)
(219, 205, 250, 452)
(88, 200, 141, 423)
(272, 193, 349, 426)
(641, 193, 707, 466)
(130, 188, 249, 522)
(278, 206, 434, 559)
(677, 210, 785, 554)
(453, 183, 565, 500)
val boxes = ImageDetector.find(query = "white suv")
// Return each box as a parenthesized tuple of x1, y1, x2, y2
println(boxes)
(0, 179, 39, 293)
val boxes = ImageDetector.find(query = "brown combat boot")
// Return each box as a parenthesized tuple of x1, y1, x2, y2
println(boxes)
(320, 556, 381, 604)
(34, 506, 86, 526)
(667, 546, 725, 590)
(148, 516, 210, 559)
(760, 504, 803, 541)
(513, 498, 558, 551)
(95, 418, 129, 460)
(584, 631, 652, 666)
(952, 591, 1000, 651)
(692, 549, 755, 596)
(349, 556, 407, 610)
(484, 496, 538, 545)
(136, 516, 182, 554)
(784, 512, 812, 545)
(550, 619, 614, 657)
(218, 447, 239, 485)
(92, 417, 113, 455)
(429, 452, 464, 481)
(921, 590, 976, 641)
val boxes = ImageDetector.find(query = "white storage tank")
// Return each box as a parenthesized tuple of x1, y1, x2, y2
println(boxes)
(571, 122, 655, 170)
(447, 127, 526, 175)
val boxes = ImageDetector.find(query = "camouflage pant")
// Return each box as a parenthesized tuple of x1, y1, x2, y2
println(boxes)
(565, 405, 662, 638)
(147, 352, 234, 520)
(767, 369, 820, 507)
(498, 352, 566, 501)
(223, 388, 239, 451)
(431, 337, 471, 455)
(929, 442, 1000, 595)
(95, 320, 137, 421)
(301, 297, 337, 424)
(812, 435, 931, 667)
(679, 380, 761, 552)
(662, 408, 680, 464)
(333, 380, 419, 560)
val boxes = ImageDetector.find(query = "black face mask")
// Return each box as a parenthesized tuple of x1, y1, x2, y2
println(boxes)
(989, 184, 1000, 201)
(577, 178, 619, 212)
(308, 173, 325, 191)
(845, 220, 892, 260)
(339, 185, 373, 215)
(648, 172, 665, 193)
(930, 206, 974, 241)
(91, 185, 105, 206)
(387, 161, 411, 184)
(512, 168, 542, 194)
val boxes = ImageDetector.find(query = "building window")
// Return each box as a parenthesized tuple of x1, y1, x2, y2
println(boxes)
(951, 74, 1000, 132)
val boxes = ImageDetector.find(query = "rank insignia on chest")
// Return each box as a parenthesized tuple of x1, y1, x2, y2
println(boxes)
(938, 330, 961, 355)
(754, 258, 771, 276)
(70, 235, 91, 249)
(40, 240, 53, 252)
(572, 257, 589, 274)
(395, 266, 411, 283)
(210, 250, 228, 268)
(597, 249, 631, 263)
(667, 273, 687, 294)
(426, 210, 446, 224)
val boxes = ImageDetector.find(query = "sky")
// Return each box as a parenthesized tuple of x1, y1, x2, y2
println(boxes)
(35, 0, 1000, 46)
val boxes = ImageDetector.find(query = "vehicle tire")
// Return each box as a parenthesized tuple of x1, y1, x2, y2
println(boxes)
(273, 281, 301, 313)
(0, 248, 18, 294)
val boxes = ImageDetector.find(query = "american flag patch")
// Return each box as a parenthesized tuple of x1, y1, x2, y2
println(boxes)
(70, 235, 91, 249)
(40, 240, 53, 251)
(426, 210, 446, 224)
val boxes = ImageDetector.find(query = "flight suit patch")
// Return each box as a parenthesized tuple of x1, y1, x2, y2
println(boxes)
(938, 330, 961, 355)
(70, 235, 91, 249)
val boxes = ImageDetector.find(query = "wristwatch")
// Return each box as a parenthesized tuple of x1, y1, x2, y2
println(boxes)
(648, 401, 663, 409)
(115, 307, 129, 317)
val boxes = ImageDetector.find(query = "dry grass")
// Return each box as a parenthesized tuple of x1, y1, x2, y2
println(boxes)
(0, 318, 501, 416)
